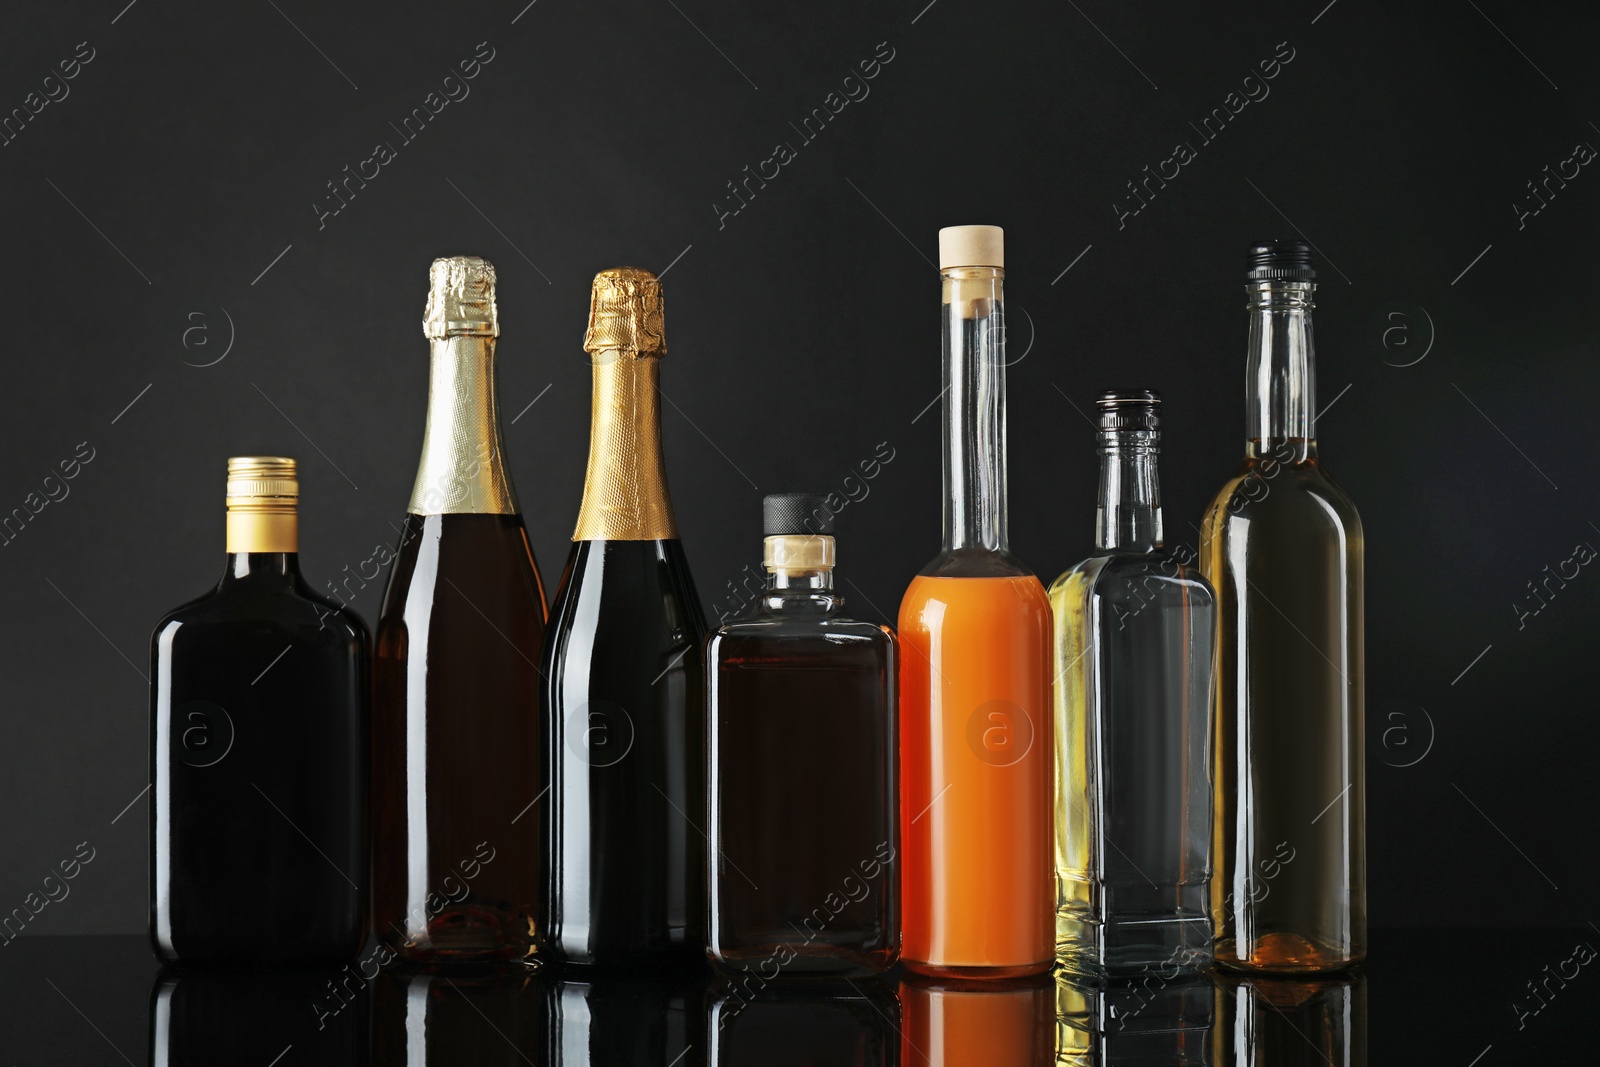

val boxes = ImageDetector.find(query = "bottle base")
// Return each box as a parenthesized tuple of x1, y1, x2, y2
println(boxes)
(1056, 912, 1213, 980)
(1214, 931, 1365, 975)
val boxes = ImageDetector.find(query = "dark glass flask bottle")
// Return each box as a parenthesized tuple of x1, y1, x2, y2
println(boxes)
(151, 456, 368, 963)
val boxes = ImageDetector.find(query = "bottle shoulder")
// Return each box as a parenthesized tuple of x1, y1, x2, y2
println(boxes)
(712, 611, 893, 644)
(1204, 455, 1362, 531)
(917, 547, 1035, 579)
(1050, 552, 1214, 610)
(155, 577, 368, 653)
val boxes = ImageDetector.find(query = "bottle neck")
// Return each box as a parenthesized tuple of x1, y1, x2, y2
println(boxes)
(941, 267, 1009, 553)
(1096, 430, 1163, 553)
(1245, 281, 1317, 462)
(221, 552, 301, 585)
(760, 533, 838, 608)
(770, 569, 833, 592)
(409, 334, 519, 515)
(572, 351, 678, 541)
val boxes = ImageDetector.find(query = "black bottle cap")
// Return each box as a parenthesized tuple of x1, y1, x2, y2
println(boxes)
(1095, 389, 1160, 432)
(1246, 239, 1316, 281)
(763, 493, 836, 536)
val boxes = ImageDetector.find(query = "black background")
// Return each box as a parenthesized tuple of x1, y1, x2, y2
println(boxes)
(1, 0, 1596, 952)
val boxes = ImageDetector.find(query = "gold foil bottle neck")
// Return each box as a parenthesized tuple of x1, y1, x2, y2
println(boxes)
(424, 255, 500, 339)
(583, 267, 665, 359)
(226, 456, 298, 553)
(409, 256, 519, 515)
(572, 267, 677, 541)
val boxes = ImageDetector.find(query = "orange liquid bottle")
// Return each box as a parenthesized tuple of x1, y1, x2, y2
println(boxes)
(898, 226, 1054, 978)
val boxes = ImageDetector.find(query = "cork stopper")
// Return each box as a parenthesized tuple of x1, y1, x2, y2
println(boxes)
(938, 225, 1004, 270)
(424, 255, 499, 339)
(584, 267, 665, 358)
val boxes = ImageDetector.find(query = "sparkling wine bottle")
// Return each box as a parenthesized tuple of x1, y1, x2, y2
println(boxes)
(542, 267, 706, 964)
(372, 255, 549, 962)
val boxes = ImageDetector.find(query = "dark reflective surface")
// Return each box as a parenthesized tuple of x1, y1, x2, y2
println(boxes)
(0, 932, 1590, 1064)
(372, 965, 544, 1065)
(710, 976, 898, 1066)
(151, 964, 369, 1066)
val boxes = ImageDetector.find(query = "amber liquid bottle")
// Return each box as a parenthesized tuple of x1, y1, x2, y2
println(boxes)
(150, 457, 368, 963)
(707, 493, 898, 977)
(898, 225, 1054, 978)
(372, 256, 549, 962)
(542, 267, 706, 964)
(1200, 241, 1365, 973)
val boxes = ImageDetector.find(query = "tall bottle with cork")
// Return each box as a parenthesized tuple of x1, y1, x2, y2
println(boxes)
(897, 225, 1054, 979)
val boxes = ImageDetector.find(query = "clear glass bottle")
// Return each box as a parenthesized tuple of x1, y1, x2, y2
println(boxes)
(1050, 391, 1214, 978)
(1200, 241, 1366, 973)
(706, 493, 898, 977)
(898, 225, 1055, 979)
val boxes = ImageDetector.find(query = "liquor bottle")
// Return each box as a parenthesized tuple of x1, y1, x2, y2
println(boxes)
(1049, 391, 1215, 977)
(372, 255, 549, 962)
(150, 456, 368, 963)
(898, 225, 1054, 978)
(542, 267, 706, 964)
(1200, 241, 1366, 973)
(706, 493, 898, 977)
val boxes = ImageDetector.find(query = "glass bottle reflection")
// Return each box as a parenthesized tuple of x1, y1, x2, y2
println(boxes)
(550, 966, 705, 1066)
(372, 966, 545, 1065)
(1055, 971, 1213, 1065)
(901, 973, 1054, 1066)
(1211, 972, 1366, 1067)
(151, 966, 368, 1067)
(709, 977, 898, 1066)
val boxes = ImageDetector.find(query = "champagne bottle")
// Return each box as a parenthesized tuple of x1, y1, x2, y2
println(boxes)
(542, 267, 706, 965)
(372, 255, 549, 962)
(150, 457, 368, 963)
(898, 226, 1054, 978)
(1200, 241, 1366, 973)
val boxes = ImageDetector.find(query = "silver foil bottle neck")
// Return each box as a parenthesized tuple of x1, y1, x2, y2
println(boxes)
(424, 255, 500, 339)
